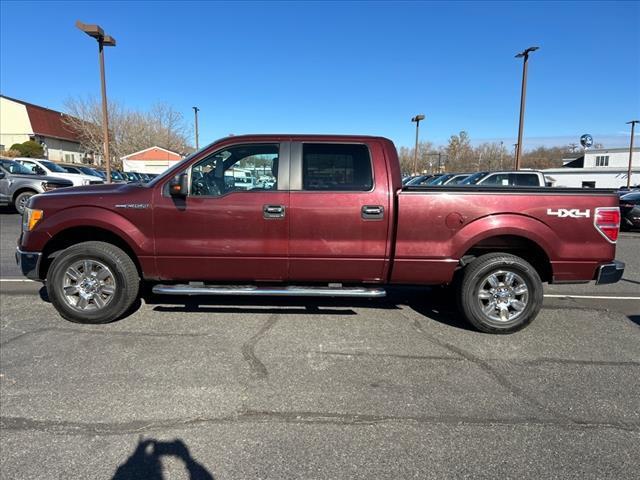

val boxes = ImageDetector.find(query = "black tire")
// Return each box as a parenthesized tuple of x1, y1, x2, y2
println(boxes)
(47, 241, 139, 324)
(458, 253, 543, 334)
(14, 190, 36, 214)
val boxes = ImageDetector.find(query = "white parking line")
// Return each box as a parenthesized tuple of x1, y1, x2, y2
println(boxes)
(0, 279, 638, 300)
(544, 294, 640, 300)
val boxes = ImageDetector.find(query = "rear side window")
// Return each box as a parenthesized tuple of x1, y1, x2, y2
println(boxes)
(302, 144, 373, 191)
(515, 174, 539, 186)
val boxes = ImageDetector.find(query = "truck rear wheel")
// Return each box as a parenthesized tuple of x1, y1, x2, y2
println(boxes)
(458, 253, 543, 334)
(47, 241, 139, 324)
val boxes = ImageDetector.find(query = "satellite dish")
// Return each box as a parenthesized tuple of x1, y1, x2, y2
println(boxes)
(580, 134, 594, 148)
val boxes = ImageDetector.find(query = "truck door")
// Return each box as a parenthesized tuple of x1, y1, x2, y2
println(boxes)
(152, 142, 290, 281)
(288, 141, 391, 282)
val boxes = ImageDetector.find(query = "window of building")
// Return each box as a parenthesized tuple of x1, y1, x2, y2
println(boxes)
(302, 144, 373, 191)
(595, 155, 609, 167)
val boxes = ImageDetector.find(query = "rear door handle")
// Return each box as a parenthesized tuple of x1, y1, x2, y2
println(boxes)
(263, 204, 285, 219)
(361, 205, 384, 220)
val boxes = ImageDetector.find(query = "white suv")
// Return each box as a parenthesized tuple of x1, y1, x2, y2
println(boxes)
(16, 158, 104, 186)
(461, 170, 546, 187)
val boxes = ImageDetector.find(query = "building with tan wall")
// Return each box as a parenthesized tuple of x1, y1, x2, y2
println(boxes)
(0, 95, 90, 163)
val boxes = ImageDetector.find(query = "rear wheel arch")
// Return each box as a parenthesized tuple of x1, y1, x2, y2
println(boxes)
(459, 234, 552, 283)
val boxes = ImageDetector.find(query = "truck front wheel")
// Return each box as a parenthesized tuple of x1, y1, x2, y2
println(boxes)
(47, 241, 139, 324)
(458, 253, 543, 334)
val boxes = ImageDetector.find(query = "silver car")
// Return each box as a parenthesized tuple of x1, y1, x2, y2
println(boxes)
(0, 159, 73, 214)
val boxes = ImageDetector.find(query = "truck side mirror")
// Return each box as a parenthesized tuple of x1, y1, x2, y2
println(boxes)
(169, 173, 189, 197)
(0, 171, 5, 179)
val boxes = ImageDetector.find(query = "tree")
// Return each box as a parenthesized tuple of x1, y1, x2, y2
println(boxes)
(10, 140, 44, 158)
(63, 96, 193, 167)
(445, 131, 474, 172)
(398, 141, 436, 174)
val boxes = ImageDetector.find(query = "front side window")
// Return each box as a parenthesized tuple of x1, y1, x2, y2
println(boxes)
(190, 144, 279, 196)
(302, 143, 372, 191)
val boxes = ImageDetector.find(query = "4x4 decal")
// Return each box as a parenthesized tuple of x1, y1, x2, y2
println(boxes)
(546, 208, 590, 218)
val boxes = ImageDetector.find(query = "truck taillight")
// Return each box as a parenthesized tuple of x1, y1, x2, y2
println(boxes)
(594, 207, 620, 243)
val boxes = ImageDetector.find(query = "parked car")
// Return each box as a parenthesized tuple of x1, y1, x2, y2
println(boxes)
(17, 134, 623, 334)
(461, 170, 546, 187)
(425, 173, 457, 185)
(95, 169, 126, 183)
(16, 158, 103, 186)
(0, 159, 73, 214)
(405, 174, 435, 186)
(619, 192, 640, 231)
(59, 163, 104, 178)
(442, 173, 471, 185)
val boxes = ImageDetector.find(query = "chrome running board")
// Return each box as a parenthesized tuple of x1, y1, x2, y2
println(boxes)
(152, 284, 386, 298)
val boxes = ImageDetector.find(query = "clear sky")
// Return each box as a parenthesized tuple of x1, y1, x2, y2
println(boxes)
(1, 0, 639, 150)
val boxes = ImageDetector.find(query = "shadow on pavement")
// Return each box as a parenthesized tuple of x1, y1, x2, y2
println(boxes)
(142, 286, 474, 331)
(112, 437, 213, 480)
(629, 315, 640, 327)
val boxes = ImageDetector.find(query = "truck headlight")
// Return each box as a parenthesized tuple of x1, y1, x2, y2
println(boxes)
(22, 208, 44, 232)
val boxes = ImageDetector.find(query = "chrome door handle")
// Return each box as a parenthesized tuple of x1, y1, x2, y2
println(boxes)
(263, 204, 285, 219)
(361, 205, 384, 220)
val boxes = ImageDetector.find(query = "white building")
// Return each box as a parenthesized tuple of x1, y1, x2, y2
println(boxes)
(0, 95, 92, 163)
(121, 146, 183, 174)
(544, 147, 639, 188)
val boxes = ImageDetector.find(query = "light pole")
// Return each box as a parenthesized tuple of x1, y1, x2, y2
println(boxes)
(626, 120, 639, 189)
(411, 114, 425, 174)
(76, 20, 116, 183)
(193, 106, 200, 150)
(514, 46, 539, 170)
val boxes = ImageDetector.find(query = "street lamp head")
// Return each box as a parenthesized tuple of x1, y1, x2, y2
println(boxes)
(76, 20, 116, 46)
(626, 120, 640, 125)
(515, 46, 539, 58)
(411, 114, 425, 122)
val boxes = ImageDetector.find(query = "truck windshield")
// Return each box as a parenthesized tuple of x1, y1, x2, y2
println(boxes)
(0, 159, 35, 175)
(40, 160, 68, 173)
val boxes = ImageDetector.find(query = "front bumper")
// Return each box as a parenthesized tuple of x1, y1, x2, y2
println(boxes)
(15, 248, 42, 281)
(595, 260, 625, 285)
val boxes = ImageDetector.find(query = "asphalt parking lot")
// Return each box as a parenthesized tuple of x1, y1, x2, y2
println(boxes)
(1, 209, 639, 479)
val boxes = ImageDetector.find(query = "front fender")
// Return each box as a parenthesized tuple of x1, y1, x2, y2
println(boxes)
(22, 206, 152, 255)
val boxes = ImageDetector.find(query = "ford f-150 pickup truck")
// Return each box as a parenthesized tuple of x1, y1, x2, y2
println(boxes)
(16, 135, 624, 333)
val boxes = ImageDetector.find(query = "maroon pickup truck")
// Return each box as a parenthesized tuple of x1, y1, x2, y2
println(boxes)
(17, 135, 624, 333)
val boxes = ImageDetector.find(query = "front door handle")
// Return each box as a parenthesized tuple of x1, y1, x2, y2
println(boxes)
(361, 205, 384, 220)
(263, 204, 285, 219)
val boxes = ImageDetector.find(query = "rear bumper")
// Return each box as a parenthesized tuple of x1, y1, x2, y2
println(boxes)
(15, 248, 42, 281)
(595, 260, 625, 285)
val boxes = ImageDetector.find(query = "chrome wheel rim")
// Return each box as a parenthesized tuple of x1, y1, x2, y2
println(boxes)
(17, 194, 32, 213)
(476, 270, 529, 324)
(62, 260, 116, 311)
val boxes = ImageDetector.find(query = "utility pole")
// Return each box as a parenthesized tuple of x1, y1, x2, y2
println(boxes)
(76, 21, 116, 183)
(193, 106, 200, 150)
(411, 114, 425, 174)
(499, 141, 504, 170)
(514, 46, 539, 170)
(627, 120, 639, 189)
